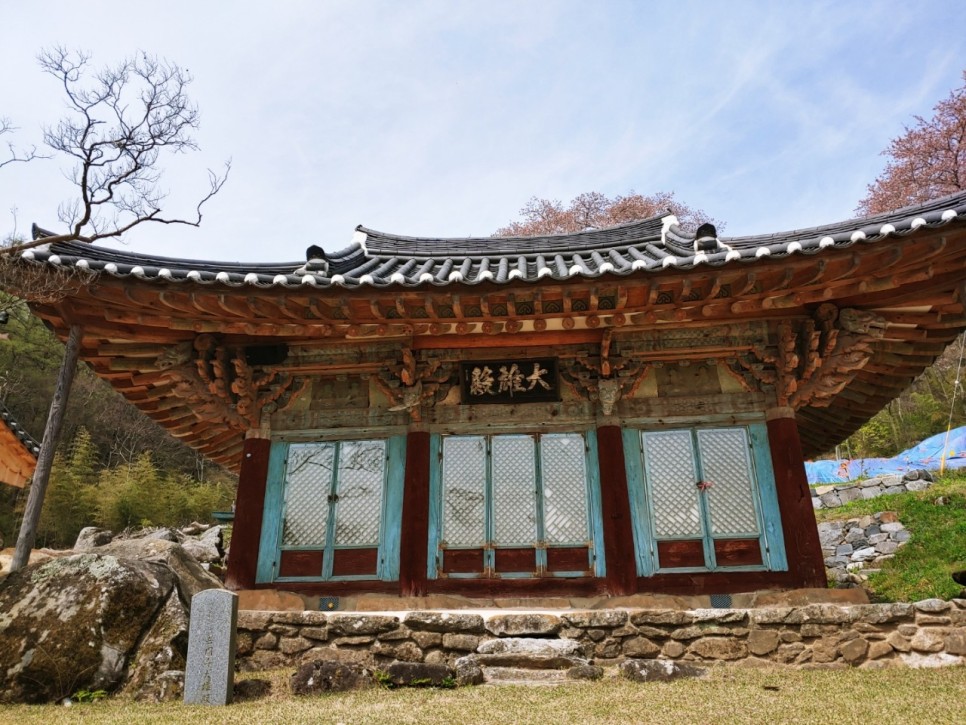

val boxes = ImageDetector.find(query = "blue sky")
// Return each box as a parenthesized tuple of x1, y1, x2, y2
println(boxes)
(1, 1, 965, 261)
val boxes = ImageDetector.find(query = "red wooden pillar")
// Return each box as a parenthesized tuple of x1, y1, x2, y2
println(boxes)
(596, 425, 637, 596)
(225, 434, 272, 590)
(398, 431, 431, 596)
(766, 408, 827, 588)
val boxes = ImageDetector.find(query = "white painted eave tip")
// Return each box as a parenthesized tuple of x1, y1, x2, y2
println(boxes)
(352, 229, 369, 254)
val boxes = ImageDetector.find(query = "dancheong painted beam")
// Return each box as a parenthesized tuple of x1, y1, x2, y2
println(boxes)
(14, 191, 966, 598)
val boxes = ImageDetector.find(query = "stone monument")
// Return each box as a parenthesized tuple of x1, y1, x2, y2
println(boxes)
(184, 589, 238, 705)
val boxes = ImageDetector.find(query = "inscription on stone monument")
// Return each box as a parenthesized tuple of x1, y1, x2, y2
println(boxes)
(184, 589, 238, 705)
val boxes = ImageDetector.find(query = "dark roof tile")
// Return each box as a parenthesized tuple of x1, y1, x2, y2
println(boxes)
(21, 191, 966, 289)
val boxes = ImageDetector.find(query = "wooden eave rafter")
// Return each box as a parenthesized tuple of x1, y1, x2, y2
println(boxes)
(25, 224, 966, 466)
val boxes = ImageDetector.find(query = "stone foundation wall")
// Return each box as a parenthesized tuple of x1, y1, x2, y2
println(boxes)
(819, 512, 911, 586)
(811, 470, 933, 510)
(237, 599, 966, 672)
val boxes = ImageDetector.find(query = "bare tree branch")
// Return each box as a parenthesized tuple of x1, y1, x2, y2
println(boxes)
(0, 117, 50, 171)
(8, 46, 230, 249)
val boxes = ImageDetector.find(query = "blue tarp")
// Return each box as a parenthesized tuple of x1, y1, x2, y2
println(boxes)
(805, 426, 966, 484)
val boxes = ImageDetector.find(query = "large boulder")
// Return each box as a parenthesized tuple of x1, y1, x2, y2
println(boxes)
(74, 526, 114, 550)
(0, 554, 173, 703)
(96, 537, 223, 602)
(0, 539, 223, 704)
(181, 537, 222, 564)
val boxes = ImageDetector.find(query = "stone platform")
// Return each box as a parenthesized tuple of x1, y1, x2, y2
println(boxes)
(234, 594, 966, 677)
(235, 587, 870, 614)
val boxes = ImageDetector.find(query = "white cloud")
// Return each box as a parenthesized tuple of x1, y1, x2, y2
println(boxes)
(0, 0, 964, 259)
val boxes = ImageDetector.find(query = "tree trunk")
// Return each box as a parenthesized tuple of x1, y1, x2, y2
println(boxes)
(10, 324, 82, 572)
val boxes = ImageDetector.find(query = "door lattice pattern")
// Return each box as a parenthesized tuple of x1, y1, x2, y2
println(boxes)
(282, 443, 334, 547)
(541, 434, 590, 545)
(334, 440, 386, 545)
(643, 430, 702, 538)
(492, 436, 537, 546)
(442, 436, 487, 547)
(697, 429, 760, 536)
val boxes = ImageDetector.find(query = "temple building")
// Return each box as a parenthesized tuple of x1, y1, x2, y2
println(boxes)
(16, 191, 966, 599)
(0, 401, 39, 490)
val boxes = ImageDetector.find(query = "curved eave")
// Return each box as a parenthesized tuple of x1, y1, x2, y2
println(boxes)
(0, 404, 40, 458)
(20, 192, 966, 290)
(19, 191, 966, 466)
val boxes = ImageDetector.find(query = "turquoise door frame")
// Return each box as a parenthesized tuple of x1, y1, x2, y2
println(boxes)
(622, 422, 787, 576)
(426, 430, 607, 580)
(255, 435, 406, 583)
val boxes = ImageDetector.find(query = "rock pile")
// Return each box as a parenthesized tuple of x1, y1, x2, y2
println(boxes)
(811, 470, 933, 510)
(74, 522, 228, 572)
(818, 512, 911, 587)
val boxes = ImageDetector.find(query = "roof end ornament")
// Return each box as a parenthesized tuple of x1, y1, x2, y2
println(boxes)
(693, 222, 732, 254)
(295, 244, 329, 276)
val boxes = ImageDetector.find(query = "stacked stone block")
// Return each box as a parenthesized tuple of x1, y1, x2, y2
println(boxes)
(819, 512, 912, 586)
(237, 600, 966, 674)
(811, 470, 933, 510)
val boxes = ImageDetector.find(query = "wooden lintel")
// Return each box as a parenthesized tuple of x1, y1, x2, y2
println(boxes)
(680, 279, 692, 301)
(881, 328, 928, 341)
(368, 298, 386, 320)
(306, 298, 334, 321)
(188, 292, 227, 318)
(616, 286, 628, 310)
(875, 311, 942, 325)
(706, 277, 721, 301)
(338, 297, 352, 320)
(413, 329, 602, 350)
(156, 290, 197, 315)
(775, 267, 795, 291)
(799, 259, 827, 287)
(96, 342, 170, 357)
(736, 272, 757, 297)
(215, 294, 253, 319)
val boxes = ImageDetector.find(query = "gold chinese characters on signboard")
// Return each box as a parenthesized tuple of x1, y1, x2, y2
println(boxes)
(460, 358, 559, 404)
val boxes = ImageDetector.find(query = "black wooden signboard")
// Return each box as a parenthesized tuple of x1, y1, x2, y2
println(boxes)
(459, 358, 559, 404)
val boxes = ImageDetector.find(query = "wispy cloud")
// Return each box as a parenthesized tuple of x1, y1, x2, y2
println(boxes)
(0, 0, 964, 258)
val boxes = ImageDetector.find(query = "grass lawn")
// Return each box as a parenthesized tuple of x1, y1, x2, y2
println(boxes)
(814, 472, 966, 602)
(4, 667, 964, 724)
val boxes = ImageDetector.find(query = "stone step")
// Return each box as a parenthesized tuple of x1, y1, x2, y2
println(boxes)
(477, 637, 585, 658)
(481, 666, 570, 686)
(474, 653, 586, 670)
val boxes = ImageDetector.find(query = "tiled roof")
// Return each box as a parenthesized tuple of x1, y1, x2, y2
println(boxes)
(0, 402, 40, 458)
(22, 191, 966, 289)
